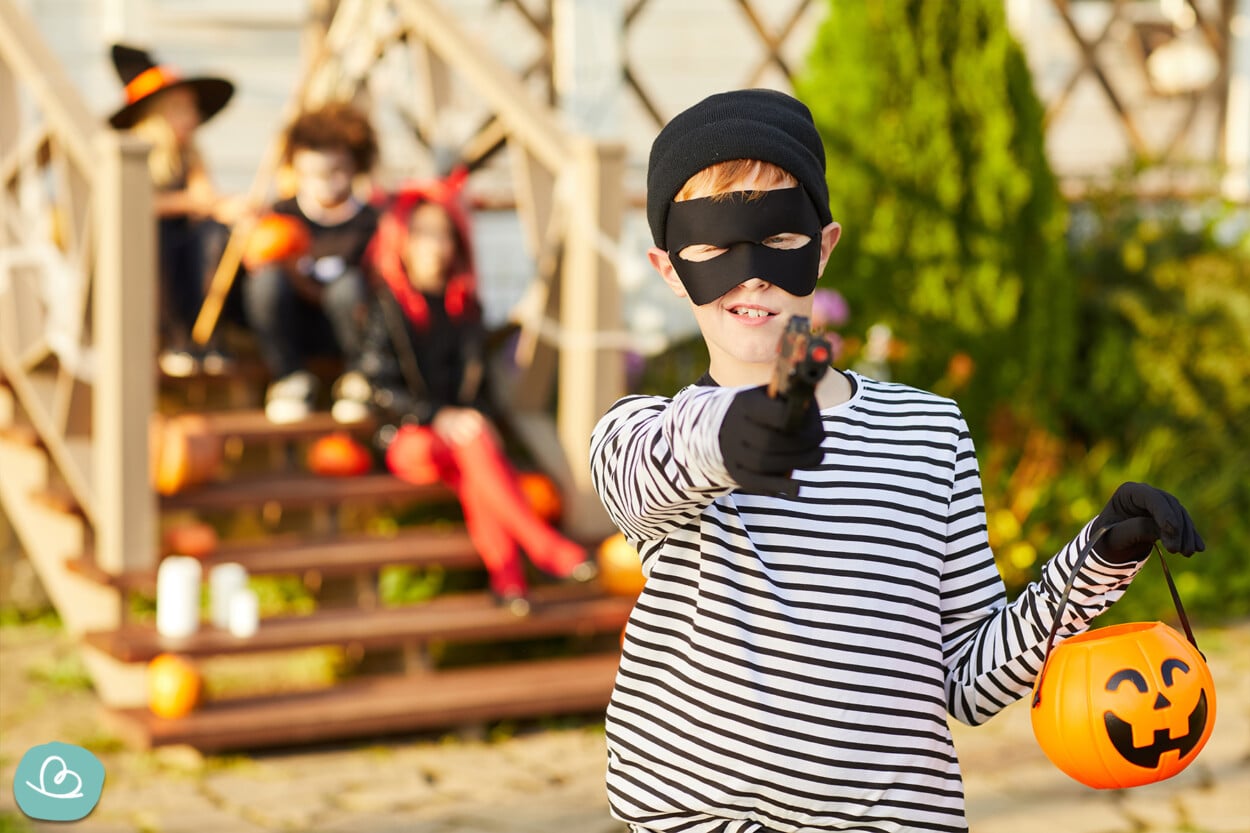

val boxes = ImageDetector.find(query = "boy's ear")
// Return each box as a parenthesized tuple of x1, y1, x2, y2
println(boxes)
(818, 222, 842, 273)
(648, 247, 689, 300)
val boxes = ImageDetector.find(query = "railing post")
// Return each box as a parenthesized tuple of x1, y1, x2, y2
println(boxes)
(1225, 0, 1250, 202)
(92, 131, 157, 575)
(558, 136, 626, 541)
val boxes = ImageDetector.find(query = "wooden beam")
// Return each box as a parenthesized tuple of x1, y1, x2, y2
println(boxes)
(0, 0, 98, 175)
(734, 0, 794, 86)
(623, 63, 665, 128)
(625, 0, 652, 26)
(1224, 0, 1249, 200)
(556, 138, 625, 541)
(395, 0, 570, 172)
(1051, 0, 1150, 156)
(92, 131, 156, 575)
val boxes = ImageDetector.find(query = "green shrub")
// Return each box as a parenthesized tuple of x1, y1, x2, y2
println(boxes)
(796, 0, 1072, 435)
(794, 1, 1249, 623)
(1060, 197, 1250, 622)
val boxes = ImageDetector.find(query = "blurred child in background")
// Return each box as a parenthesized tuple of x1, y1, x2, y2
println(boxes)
(109, 43, 240, 377)
(244, 102, 380, 424)
(340, 172, 595, 613)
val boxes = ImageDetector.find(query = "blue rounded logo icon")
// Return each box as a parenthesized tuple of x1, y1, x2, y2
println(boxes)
(13, 742, 105, 822)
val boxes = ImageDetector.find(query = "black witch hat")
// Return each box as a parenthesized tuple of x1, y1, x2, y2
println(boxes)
(108, 44, 234, 130)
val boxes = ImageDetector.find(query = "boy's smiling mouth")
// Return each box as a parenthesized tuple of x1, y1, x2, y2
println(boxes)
(726, 302, 778, 322)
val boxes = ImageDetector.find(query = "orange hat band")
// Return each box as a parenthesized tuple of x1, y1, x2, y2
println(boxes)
(124, 66, 181, 104)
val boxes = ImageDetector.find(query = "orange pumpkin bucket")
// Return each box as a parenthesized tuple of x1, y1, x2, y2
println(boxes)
(1031, 535, 1216, 789)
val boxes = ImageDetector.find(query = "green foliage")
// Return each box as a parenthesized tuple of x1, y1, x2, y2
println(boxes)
(970, 200, 1249, 623)
(795, 2, 1248, 623)
(0, 810, 34, 833)
(796, 0, 1072, 433)
(379, 565, 447, 606)
(25, 650, 93, 693)
(1061, 198, 1250, 622)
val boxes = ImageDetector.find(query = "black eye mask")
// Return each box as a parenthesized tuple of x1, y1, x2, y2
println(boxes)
(665, 187, 823, 306)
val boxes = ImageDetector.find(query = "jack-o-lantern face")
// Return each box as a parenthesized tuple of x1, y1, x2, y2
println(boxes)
(1103, 659, 1210, 769)
(1031, 621, 1217, 789)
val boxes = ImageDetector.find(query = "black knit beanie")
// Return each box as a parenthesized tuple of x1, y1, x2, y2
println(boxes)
(646, 88, 832, 249)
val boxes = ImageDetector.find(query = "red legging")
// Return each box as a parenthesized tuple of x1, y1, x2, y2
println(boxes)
(385, 424, 585, 597)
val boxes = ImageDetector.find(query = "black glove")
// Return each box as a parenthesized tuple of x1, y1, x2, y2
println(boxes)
(1091, 482, 1205, 563)
(718, 385, 824, 496)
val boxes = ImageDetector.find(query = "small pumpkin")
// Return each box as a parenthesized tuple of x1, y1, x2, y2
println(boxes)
(307, 432, 373, 477)
(161, 520, 219, 560)
(243, 212, 311, 270)
(150, 414, 224, 496)
(597, 533, 646, 597)
(516, 471, 562, 523)
(1031, 621, 1217, 789)
(147, 653, 202, 719)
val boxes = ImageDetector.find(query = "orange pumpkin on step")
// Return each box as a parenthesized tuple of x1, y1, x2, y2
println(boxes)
(307, 432, 373, 477)
(597, 533, 646, 597)
(161, 520, 219, 560)
(243, 212, 311, 270)
(147, 653, 202, 719)
(516, 471, 562, 522)
(150, 414, 224, 496)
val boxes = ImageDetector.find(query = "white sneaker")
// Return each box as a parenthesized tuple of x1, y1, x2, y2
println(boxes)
(265, 371, 318, 424)
(331, 397, 370, 424)
(331, 372, 372, 424)
(159, 350, 199, 378)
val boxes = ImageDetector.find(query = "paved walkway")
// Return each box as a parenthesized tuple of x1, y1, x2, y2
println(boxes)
(1, 620, 1247, 833)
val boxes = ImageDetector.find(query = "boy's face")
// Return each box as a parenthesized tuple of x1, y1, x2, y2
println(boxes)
(649, 168, 841, 385)
(291, 147, 356, 210)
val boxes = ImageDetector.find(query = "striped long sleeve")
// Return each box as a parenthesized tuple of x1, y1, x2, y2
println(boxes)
(589, 373, 1143, 833)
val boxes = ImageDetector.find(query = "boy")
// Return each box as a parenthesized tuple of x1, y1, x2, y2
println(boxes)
(244, 102, 379, 424)
(589, 89, 1205, 833)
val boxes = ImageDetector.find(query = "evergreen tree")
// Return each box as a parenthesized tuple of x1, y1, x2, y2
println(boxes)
(796, 1, 1071, 434)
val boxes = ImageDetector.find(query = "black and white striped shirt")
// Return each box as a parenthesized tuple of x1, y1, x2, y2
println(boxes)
(589, 372, 1141, 833)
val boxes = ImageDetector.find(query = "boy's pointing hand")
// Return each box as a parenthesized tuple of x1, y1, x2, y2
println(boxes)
(719, 386, 824, 497)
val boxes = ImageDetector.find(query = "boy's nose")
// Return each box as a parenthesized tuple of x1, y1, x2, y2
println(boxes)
(737, 278, 772, 292)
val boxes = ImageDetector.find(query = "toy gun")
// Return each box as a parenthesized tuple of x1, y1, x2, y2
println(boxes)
(768, 315, 831, 433)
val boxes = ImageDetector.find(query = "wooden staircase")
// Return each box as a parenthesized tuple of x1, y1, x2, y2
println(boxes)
(1, 0, 629, 752)
(15, 366, 631, 751)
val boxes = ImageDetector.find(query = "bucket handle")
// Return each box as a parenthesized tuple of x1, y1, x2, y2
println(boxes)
(1031, 525, 1199, 708)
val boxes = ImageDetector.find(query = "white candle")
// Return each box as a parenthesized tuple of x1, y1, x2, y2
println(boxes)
(156, 556, 202, 639)
(209, 563, 248, 629)
(227, 588, 259, 639)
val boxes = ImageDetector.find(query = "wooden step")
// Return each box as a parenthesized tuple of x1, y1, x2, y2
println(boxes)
(84, 584, 632, 662)
(106, 651, 621, 752)
(67, 526, 483, 592)
(161, 472, 456, 512)
(162, 409, 376, 444)
(33, 472, 457, 517)
(158, 355, 344, 386)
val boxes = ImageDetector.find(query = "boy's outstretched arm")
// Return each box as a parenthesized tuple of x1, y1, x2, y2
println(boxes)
(936, 425, 1206, 726)
(590, 388, 739, 543)
(590, 384, 825, 544)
